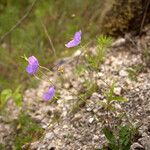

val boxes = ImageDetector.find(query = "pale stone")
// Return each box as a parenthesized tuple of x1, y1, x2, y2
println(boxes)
(93, 135, 99, 141)
(89, 117, 94, 123)
(131, 142, 144, 150)
(112, 38, 126, 47)
(119, 70, 128, 77)
(44, 132, 54, 140)
(114, 87, 122, 95)
(73, 50, 82, 57)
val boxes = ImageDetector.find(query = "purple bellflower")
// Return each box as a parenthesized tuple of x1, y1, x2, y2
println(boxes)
(65, 30, 82, 48)
(26, 56, 39, 75)
(42, 86, 55, 101)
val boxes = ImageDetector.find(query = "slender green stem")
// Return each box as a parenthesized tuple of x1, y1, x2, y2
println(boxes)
(39, 65, 51, 72)
(33, 74, 43, 82)
(122, 109, 134, 129)
(38, 68, 54, 86)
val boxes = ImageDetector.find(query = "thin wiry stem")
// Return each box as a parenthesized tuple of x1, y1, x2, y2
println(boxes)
(140, 0, 150, 34)
(38, 69, 54, 86)
(0, 0, 38, 43)
(39, 65, 51, 72)
(41, 21, 57, 59)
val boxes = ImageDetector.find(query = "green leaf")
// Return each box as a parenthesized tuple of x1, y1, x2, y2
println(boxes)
(108, 143, 119, 150)
(109, 81, 115, 96)
(97, 35, 112, 48)
(111, 96, 128, 102)
(75, 64, 86, 75)
(103, 127, 116, 144)
(86, 55, 99, 70)
(105, 81, 115, 101)
(103, 127, 120, 150)
(118, 125, 131, 150)
(104, 82, 127, 103)
(12, 86, 22, 107)
(13, 93, 22, 107)
(0, 89, 12, 107)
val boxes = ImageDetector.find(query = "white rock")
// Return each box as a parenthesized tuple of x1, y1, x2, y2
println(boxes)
(89, 117, 94, 123)
(72, 113, 82, 121)
(138, 135, 150, 150)
(119, 70, 128, 77)
(63, 83, 70, 89)
(65, 95, 74, 100)
(63, 125, 68, 129)
(115, 103, 122, 110)
(44, 132, 54, 140)
(131, 142, 144, 150)
(97, 72, 104, 77)
(30, 141, 39, 150)
(93, 135, 99, 141)
(86, 107, 92, 112)
(91, 93, 99, 100)
(73, 50, 82, 57)
(114, 87, 122, 95)
(42, 124, 48, 129)
(112, 38, 126, 47)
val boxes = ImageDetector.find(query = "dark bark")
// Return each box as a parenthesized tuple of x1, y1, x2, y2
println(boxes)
(101, 0, 150, 35)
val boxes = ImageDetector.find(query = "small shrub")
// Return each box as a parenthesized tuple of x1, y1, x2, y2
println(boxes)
(74, 64, 86, 76)
(86, 35, 112, 70)
(96, 82, 137, 150)
(101, 125, 137, 150)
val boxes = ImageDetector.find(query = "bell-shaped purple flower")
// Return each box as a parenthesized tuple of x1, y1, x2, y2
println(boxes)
(42, 86, 55, 101)
(65, 30, 82, 48)
(26, 56, 39, 75)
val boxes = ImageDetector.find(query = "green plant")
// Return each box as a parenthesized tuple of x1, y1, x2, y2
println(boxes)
(0, 88, 12, 110)
(70, 80, 98, 114)
(126, 64, 144, 81)
(95, 81, 137, 150)
(101, 125, 136, 150)
(104, 81, 127, 103)
(96, 35, 112, 62)
(0, 86, 22, 111)
(71, 34, 135, 150)
(85, 35, 112, 70)
(74, 64, 86, 76)
(13, 113, 43, 150)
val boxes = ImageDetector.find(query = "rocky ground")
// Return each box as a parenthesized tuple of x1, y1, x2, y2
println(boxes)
(0, 25, 150, 150)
